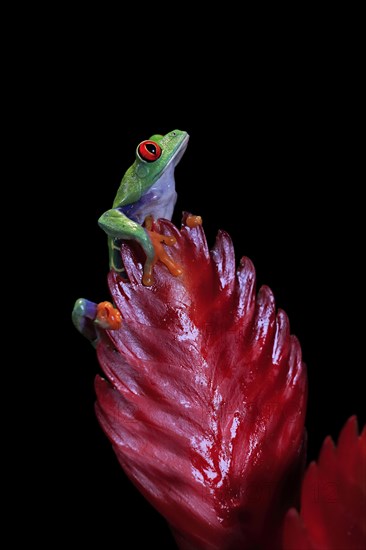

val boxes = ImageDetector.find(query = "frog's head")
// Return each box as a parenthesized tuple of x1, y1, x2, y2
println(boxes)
(113, 130, 189, 208)
(135, 129, 189, 181)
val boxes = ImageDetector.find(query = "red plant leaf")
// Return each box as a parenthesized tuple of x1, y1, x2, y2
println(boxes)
(283, 416, 366, 550)
(94, 217, 308, 550)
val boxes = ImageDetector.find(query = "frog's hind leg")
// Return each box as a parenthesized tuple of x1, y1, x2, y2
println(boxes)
(72, 298, 99, 344)
(72, 298, 122, 345)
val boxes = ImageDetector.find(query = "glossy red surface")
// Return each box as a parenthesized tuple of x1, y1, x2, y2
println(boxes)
(94, 217, 308, 549)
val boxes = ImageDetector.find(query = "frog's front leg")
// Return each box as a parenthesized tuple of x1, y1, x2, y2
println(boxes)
(72, 298, 122, 344)
(98, 208, 159, 286)
(142, 215, 183, 285)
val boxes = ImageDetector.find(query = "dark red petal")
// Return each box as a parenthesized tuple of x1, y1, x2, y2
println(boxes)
(283, 416, 366, 550)
(211, 229, 236, 297)
(272, 309, 291, 368)
(283, 509, 315, 550)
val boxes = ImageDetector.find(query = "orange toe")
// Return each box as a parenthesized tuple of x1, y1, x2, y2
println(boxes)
(142, 230, 183, 286)
(96, 301, 122, 330)
(186, 214, 202, 228)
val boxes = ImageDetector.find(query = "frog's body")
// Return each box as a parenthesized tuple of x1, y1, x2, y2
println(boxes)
(119, 160, 178, 223)
(72, 130, 190, 343)
(99, 130, 189, 276)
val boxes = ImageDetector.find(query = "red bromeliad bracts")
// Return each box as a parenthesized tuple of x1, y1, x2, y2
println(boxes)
(283, 416, 366, 550)
(93, 217, 308, 549)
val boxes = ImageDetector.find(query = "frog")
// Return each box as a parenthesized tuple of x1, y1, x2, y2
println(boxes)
(72, 129, 201, 343)
(98, 129, 189, 285)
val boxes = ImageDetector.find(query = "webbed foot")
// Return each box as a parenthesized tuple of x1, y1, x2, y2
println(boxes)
(72, 298, 122, 343)
(95, 301, 122, 330)
(142, 216, 183, 286)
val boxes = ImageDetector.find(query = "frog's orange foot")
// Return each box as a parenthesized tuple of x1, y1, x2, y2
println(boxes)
(185, 214, 203, 228)
(95, 301, 122, 330)
(142, 229, 183, 287)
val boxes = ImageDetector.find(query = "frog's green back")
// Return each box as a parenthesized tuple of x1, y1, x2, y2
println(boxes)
(113, 165, 143, 208)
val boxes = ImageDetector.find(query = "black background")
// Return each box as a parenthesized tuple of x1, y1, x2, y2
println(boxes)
(36, 51, 364, 547)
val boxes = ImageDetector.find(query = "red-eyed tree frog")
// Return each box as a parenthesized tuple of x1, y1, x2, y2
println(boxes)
(72, 129, 201, 342)
(98, 129, 189, 284)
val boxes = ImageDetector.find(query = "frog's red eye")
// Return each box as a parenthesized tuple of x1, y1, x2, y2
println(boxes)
(138, 140, 162, 162)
